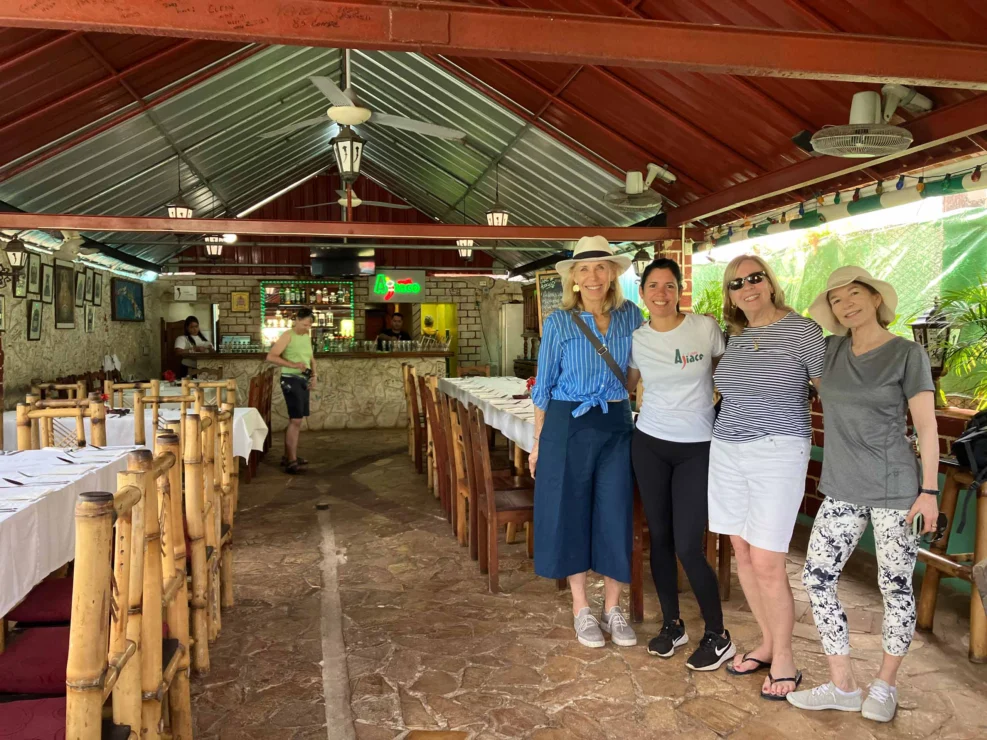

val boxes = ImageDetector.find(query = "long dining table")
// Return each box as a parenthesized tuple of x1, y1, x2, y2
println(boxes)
(0, 446, 138, 617)
(438, 376, 647, 622)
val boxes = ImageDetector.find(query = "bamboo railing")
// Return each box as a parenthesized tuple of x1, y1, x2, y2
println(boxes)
(15, 393, 107, 449)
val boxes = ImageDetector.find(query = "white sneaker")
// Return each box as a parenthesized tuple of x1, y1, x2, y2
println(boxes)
(861, 679, 897, 723)
(786, 681, 862, 712)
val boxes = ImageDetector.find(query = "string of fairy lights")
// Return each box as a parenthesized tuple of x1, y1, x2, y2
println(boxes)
(707, 163, 984, 242)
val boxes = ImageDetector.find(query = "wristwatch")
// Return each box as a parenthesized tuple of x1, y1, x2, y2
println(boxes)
(919, 488, 940, 496)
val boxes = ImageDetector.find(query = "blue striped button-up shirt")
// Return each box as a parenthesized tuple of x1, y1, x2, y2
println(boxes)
(532, 301, 643, 417)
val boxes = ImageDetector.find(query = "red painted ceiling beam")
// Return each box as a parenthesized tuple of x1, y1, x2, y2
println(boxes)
(668, 93, 987, 226)
(0, 44, 265, 182)
(0, 212, 700, 242)
(3, 1, 987, 89)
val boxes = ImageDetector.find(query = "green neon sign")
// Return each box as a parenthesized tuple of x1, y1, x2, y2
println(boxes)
(373, 274, 422, 301)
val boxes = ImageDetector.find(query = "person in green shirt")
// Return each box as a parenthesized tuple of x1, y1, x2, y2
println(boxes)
(266, 308, 316, 474)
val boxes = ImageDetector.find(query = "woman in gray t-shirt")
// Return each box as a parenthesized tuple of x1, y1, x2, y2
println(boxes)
(788, 266, 939, 724)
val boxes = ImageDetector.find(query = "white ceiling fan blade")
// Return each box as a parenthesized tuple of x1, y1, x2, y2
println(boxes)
(356, 200, 414, 210)
(295, 202, 338, 210)
(310, 76, 352, 107)
(259, 116, 328, 139)
(372, 112, 466, 141)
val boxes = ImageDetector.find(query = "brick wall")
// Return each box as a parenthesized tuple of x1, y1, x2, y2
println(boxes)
(802, 401, 976, 517)
(184, 276, 263, 343)
(655, 240, 692, 310)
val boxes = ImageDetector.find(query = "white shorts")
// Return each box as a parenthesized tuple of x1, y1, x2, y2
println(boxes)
(708, 435, 811, 553)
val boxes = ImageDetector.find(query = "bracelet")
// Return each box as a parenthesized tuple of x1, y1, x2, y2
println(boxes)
(919, 488, 940, 496)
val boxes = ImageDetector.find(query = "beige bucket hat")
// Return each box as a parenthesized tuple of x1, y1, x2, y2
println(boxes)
(808, 265, 897, 335)
(554, 235, 632, 279)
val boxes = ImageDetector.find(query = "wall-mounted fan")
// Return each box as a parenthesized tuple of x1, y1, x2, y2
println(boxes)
(603, 164, 675, 212)
(260, 50, 466, 142)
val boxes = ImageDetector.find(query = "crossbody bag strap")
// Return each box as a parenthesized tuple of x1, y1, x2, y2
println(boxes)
(569, 311, 627, 388)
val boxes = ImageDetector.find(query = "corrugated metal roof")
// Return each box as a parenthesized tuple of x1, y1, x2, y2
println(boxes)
(0, 45, 649, 270)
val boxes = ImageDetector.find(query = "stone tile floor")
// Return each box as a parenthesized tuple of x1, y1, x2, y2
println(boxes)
(193, 430, 987, 739)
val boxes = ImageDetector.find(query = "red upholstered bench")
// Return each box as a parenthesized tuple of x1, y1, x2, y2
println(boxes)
(0, 627, 69, 696)
(0, 697, 131, 740)
(6, 579, 73, 625)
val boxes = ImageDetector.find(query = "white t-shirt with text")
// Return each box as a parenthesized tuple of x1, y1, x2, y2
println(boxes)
(630, 313, 725, 443)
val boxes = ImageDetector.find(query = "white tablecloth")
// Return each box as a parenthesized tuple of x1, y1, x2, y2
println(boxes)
(3, 407, 268, 461)
(0, 447, 136, 616)
(438, 377, 536, 452)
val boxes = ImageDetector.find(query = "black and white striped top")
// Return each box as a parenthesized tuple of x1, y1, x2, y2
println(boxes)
(713, 312, 825, 443)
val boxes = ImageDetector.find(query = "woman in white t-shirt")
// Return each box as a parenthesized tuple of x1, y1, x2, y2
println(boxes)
(174, 315, 214, 377)
(625, 259, 734, 672)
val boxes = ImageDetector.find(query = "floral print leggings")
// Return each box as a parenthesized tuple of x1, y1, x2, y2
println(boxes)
(802, 496, 920, 657)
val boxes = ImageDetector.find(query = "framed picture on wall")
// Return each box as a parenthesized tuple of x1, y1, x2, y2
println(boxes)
(231, 291, 250, 312)
(93, 273, 102, 306)
(27, 300, 42, 341)
(13, 269, 27, 298)
(41, 263, 53, 304)
(54, 260, 75, 329)
(85, 304, 95, 333)
(111, 278, 144, 322)
(84, 268, 94, 302)
(0, 296, 5, 332)
(27, 253, 41, 294)
(75, 272, 85, 308)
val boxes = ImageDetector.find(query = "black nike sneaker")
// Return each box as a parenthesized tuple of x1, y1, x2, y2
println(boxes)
(686, 629, 736, 671)
(647, 619, 688, 658)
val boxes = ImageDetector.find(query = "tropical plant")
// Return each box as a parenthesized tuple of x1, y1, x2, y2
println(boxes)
(939, 278, 987, 409)
(691, 281, 724, 328)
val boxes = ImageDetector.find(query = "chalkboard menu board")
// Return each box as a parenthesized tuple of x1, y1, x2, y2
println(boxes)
(535, 270, 563, 334)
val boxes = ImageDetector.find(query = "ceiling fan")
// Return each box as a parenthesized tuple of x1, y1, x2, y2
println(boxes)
(296, 190, 413, 211)
(260, 50, 466, 142)
(602, 164, 676, 212)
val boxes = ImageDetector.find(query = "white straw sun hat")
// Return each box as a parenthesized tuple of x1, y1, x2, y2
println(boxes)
(808, 265, 897, 335)
(554, 235, 632, 279)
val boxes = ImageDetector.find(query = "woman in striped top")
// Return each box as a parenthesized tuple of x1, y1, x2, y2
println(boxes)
(531, 236, 643, 650)
(709, 254, 825, 700)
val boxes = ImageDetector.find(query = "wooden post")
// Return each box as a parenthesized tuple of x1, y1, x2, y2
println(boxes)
(104, 379, 113, 405)
(971, 481, 987, 662)
(16, 403, 32, 450)
(26, 393, 41, 449)
(131, 450, 162, 740)
(718, 534, 732, 602)
(107, 477, 135, 708)
(156, 433, 194, 739)
(917, 470, 963, 631)
(183, 414, 210, 675)
(76, 379, 87, 401)
(65, 491, 115, 740)
(113, 454, 147, 732)
(226, 378, 237, 408)
(90, 396, 107, 447)
(631, 486, 644, 623)
(201, 406, 221, 640)
(219, 411, 235, 609)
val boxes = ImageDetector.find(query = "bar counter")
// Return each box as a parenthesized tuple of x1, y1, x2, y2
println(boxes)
(196, 351, 451, 432)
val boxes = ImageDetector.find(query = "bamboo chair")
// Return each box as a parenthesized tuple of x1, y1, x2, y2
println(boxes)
(132, 379, 196, 454)
(15, 393, 107, 450)
(31, 379, 88, 401)
(468, 404, 535, 593)
(182, 413, 211, 675)
(104, 380, 154, 409)
(184, 377, 237, 412)
(419, 375, 451, 522)
(0, 461, 146, 738)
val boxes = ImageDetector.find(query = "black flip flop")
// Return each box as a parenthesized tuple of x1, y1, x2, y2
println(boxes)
(760, 670, 803, 701)
(726, 651, 771, 676)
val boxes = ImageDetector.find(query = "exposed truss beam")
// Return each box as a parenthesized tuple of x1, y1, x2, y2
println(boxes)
(0, 30, 80, 74)
(668, 93, 987, 226)
(0, 212, 699, 242)
(3, 1, 987, 89)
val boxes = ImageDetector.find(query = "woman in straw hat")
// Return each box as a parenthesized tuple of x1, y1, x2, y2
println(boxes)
(709, 254, 825, 700)
(530, 235, 643, 649)
(787, 266, 939, 723)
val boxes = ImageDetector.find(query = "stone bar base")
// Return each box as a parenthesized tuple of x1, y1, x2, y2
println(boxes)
(196, 353, 448, 433)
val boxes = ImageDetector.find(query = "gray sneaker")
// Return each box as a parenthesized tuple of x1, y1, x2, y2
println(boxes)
(601, 606, 637, 647)
(574, 607, 605, 648)
(787, 682, 862, 712)
(861, 679, 897, 723)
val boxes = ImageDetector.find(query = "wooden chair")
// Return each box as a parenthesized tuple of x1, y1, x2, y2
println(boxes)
(419, 375, 452, 522)
(401, 364, 416, 460)
(467, 404, 535, 593)
(0, 454, 161, 739)
(406, 365, 426, 474)
(15, 394, 107, 450)
(916, 461, 987, 662)
(457, 364, 491, 378)
(246, 368, 274, 482)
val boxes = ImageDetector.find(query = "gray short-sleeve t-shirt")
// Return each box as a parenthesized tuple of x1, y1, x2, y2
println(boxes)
(817, 334, 935, 509)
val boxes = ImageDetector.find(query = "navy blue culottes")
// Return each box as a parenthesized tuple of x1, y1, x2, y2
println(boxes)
(533, 400, 634, 582)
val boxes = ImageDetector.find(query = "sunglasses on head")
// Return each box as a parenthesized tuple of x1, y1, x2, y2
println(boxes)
(727, 271, 767, 291)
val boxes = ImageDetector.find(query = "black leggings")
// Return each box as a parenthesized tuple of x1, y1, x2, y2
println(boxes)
(631, 429, 724, 634)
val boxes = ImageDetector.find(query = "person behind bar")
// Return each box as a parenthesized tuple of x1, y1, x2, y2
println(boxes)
(624, 258, 735, 671)
(710, 254, 825, 700)
(787, 266, 938, 723)
(174, 315, 214, 378)
(530, 235, 642, 649)
(266, 308, 316, 475)
(376, 312, 412, 350)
